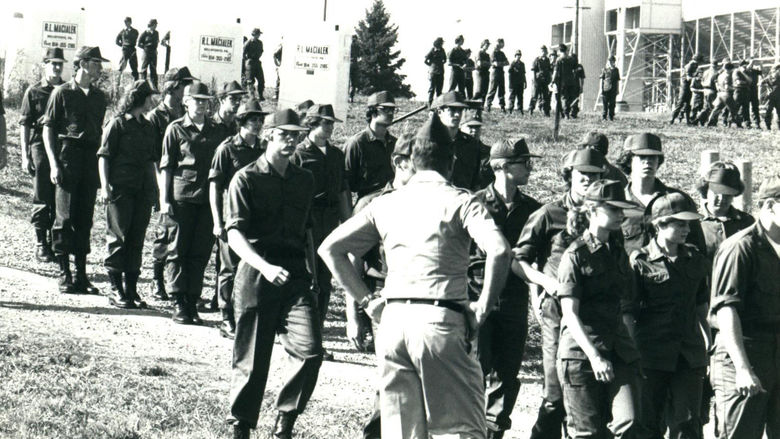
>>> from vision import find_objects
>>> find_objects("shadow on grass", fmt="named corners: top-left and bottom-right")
top-left (0, 184), bottom-right (28, 198)
top-left (0, 300), bottom-right (173, 319)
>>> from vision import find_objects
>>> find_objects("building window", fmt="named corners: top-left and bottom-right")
top-left (626, 7), bottom-right (640, 29)
top-left (606, 9), bottom-right (618, 32)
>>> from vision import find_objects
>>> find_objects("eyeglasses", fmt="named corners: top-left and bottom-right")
top-left (507, 159), bottom-right (532, 168)
top-left (377, 106), bottom-right (396, 115)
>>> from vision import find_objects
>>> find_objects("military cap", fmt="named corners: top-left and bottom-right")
top-left (164, 66), bottom-right (198, 82)
top-left (648, 192), bottom-right (702, 221)
top-left (74, 46), bottom-right (110, 62)
top-left (585, 180), bottom-right (638, 209)
top-left (490, 138), bottom-right (541, 160)
top-left (624, 133), bottom-right (663, 156)
top-left (515, 50), bottom-right (522, 56)
top-left (265, 108), bottom-right (307, 131)
top-left (579, 131), bottom-right (609, 155)
top-left (558, 43), bottom-right (568, 52)
top-left (562, 148), bottom-right (607, 173)
top-left (541, 45), bottom-right (548, 51)
top-left (415, 112), bottom-right (451, 145)
top-left (757, 174), bottom-right (780, 200)
top-left (392, 133), bottom-right (414, 157)
top-left (296, 99), bottom-right (315, 112)
top-left (129, 79), bottom-right (159, 101)
top-left (460, 114), bottom-right (483, 127)
top-left (482, 39), bottom-right (491, 46)
top-left (367, 91), bottom-right (396, 107)
top-left (43, 48), bottom-right (66, 63)
top-left (432, 91), bottom-right (469, 109)
top-left (434, 37), bottom-right (444, 45)
top-left (149, 19), bottom-right (158, 26)
top-left (455, 35), bottom-right (464, 44)
top-left (236, 99), bottom-right (268, 120)
top-left (251, 28), bottom-right (262, 36)
top-left (219, 81), bottom-right (247, 97)
top-left (722, 58), bottom-right (734, 69)
top-left (305, 104), bottom-right (343, 122)
top-left (124, 16), bottom-right (132, 22)
top-left (705, 162), bottom-right (744, 196)
top-left (184, 81), bottom-right (211, 99)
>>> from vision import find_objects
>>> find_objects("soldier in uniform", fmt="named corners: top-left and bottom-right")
top-left (551, 44), bottom-right (578, 119)
top-left (671, 54), bottom-right (702, 124)
top-left (344, 91), bottom-right (397, 204)
top-left (628, 192), bottom-right (710, 439)
top-left (516, 148), bottom-right (609, 439)
top-left (424, 37), bottom-right (447, 106)
top-left (43, 46), bottom-right (109, 295)
top-left (273, 41), bottom-right (283, 100)
top-left (570, 55), bottom-right (585, 118)
top-left (706, 60), bottom-right (742, 128)
top-left (689, 69), bottom-right (705, 124)
top-left (485, 38), bottom-right (509, 112)
top-left (709, 174), bottom-right (780, 439)
top-left (213, 81), bottom-right (246, 136)
top-left (115, 17), bottom-right (139, 84)
top-left (600, 56), bottom-right (620, 121)
top-left (243, 29), bottom-right (265, 101)
top-left (448, 35), bottom-right (468, 94)
top-left (161, 31), bottom-right (171, 72)
top-left (474, 39), bottom-right (492, 103)
top-left (695, 59), bottom-right (720, 126)
top-left (433, 91), bottom-right (483, 190)
top-left (226, 109), bottom-right (321, 439)
top-left (507, 50), bottom-right (526, 115)
top-left (320, 113), bottom-right (511, 439)
top-left (556, 179), bottom-right (641, 439)
top-left (98, 80), bottom-right (159, 309)
top-left (159, 81), bottom-right (223, 325)
top-left (146, 66), bottom-right (198, 300)
top-left (208, 99), bottom-right (267, 339)
top-left (745, 59), bottom-right (763, 128)
top-left (20, 48), bottom-right (65, 262)
top-left (461, 113), bottom-right (494, 187)
top-left (733, 60), bottom-right (753, 128)
top-left (137, 19), bottom-right (160, 88)
top-left (577, 131), bottom-right (627, 187)
top-left (764, 63), bottom-right (780, 130)
top-left (464, 49), bottom-right (476, 99)
top-left (473, 138), bottom-right (542, 439)
top-left (529, 45), bottom-right (552, 116)
top-left (291, 104), bottom-right (351, 360)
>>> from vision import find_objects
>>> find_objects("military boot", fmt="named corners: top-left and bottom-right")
top-left (172, 295), bottom-right (192, 325)
top-left (149, 261), bottom-right (169, 300)
top-left (272, 411), bottom-right (298, 439)
top-left (220, 308), bottom-right (236, 339)
top-left (107, 271), bottom-right (132, 309)
top-left (72, 254), bottom-right (100, 295)
top-left (187, 296), bottom-right (203, 325)
top-left (232, 423), bottom-right (250, 439)
top-left (34, 228), bottom-right (56, 263)
top-left (124, 271), bottom-right (147, 309)
top-left (57, 255), bottom-right (76, 294)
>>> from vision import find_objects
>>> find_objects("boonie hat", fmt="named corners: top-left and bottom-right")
top-left (305, 104), bottom-right (343, 122)
top-left (705, 162), bottom-right (744, 196)
top-left (236, 99), bottom-right (268, 120)
top-left (74, 46), bottom-right (110, 62)
top-left (648, 192), bottom-right (702, 221)
top-left (757, 174), bottom-right (780, 200)
top-left (220, 81), bottom-right (247, 97)
top-left (265, 108), bottom-right (307, 131)
top-left (184, 81), bottom-right (211, 99)
top-left (367, 91), bottom-right (396, 107)
top-left (164, 66), bottom-right (198, 83)
top-left (432, 91), bottom-right (469, 109)
top-left (585, 180), bottom-right (638, 209)
top-left (490, 138), bottom-right (541, 160)
top-left (562, 148), bottom-right (607, 173)
top-left (43, 48), bottom-right (66, 63)
top-left (624, 133), bottom-right (663, 156)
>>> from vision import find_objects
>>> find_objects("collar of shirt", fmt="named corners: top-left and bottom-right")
top-left (364, 126), bottom-right (387, 143)
top-left (582, 229), bottom-right (621, 254)
top-left (644, 238), bottom-right (693, 262)
top-left (409, 170), bottom-right (448, 185)
top-left (254, 154), bottom-right (302, 180)
top-left (301, 136), bottom-right (330, 155)
top-left (68, 78), bottom-right (93, 93)
top-left (701, 204), bottom-right (746, 223)
top-left (484, 183), bottom-right (526, 210)
top-left (625, 178), bottom-right (668, 206)
top-left (232, 133), bottom-right (261, 150)
top-left (182, 114), bottom-right (211, 130)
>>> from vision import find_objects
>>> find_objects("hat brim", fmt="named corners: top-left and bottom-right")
top-left (655, 211), bottom-right (704, 221)
top-left (225, 90), bottom-right (248, 96)
top-left (270, 124), bottom-right (307, 131)
top-left (237, 110), bottom-right (269, 118)
top-left (605, 200), bottom-right (640, 209)
top-left (319, 115), bottom-right (343, 122)
top-left (572, 164), bottom-right (607, 173)
top-left (708, 182), bottom-right (742, 196)
top-left (82, 56), bottom-right (110, 62)
top-left (432, 102), bottom-right (470, 109)
top-left (187, 93), bottom-right (212, 99)
top-left (45, 57), bottom-right (67, 63)
top-left (376, 103), bottom-right (396, 108)
top-left (461, 121), bottom-right (483, 127)
top-left (631, 149), bottom-right (664, 156)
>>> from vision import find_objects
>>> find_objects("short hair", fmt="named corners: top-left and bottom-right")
top-left (365, 106), bottom-right (380, 124)
top-left (561, 167), bottom-right (604, 190)
top-left (616, 150), bottom-right (665, 174)
top-left (237, 113), bottom-right (263, 127)
top-left (162, 80), bottom-right (182, 96)
top-left (412, 137), bottom-right (454, 176)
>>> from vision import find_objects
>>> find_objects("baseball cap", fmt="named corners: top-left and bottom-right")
top-left (490, 138), bottom-right (541, 160)
top-left (585, 180), bottom-right (638, 209)
top-left (704, 162), bottom-right (744, 196)
top-left (264, 108), bottom-right (307, 131)
top-left (431, 91), bottom-right (469, 109)
top-left (562, 148), bottom-right (607, 173)
top-left (460, 114), bottom-right (483, 127)
top-left (367, 91), bottom-right (396, 107)
top-left (74, 46), bottom-right (110, 62)
top-left (757, 174), bottom-right (780, 200)
top-left (624, 133), bottom-right (663, 156)
top-left (184, 81), bottom-right (211, 99)
top-left (43, 48), bottom-right (66, 63)
top-left (305, 104), bottom-right (343, 122)
top-left (648, 192), bottom-right (702, 221)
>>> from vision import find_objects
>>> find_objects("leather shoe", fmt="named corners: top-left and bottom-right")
top-left (57, 256), bottom-right (77, 294)
top-left (107, 271), bottom-right (133, 309)
top-left (188, 299), bottom-right (203, 325)
top-left (219, 320), bottom-right (236, 339)
top-left (273, 411), bottom-right (297, 439)
top-left (35, 244), bottom-right (56, 263)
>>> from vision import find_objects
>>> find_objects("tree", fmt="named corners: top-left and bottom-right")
top-left (353, 0), bottom-right (414, 98)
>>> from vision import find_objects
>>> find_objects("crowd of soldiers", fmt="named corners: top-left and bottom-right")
top-left (2, 27), bottom-right (779, 439)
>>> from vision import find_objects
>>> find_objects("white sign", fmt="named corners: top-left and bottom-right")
top-left (41, 21), bottom-right (78, 50)
top-left (294, 44), bottom-right (331, 74)
top-left (199, 35), bottom-right (235, 64)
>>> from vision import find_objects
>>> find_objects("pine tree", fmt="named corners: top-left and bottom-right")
top-left (353, 0), bottom-right (414, 98)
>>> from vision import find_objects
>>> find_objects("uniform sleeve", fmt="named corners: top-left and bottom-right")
top-left (424, 49), bottom-right (433, 65)
top-left (336, 201), bottom-right (384, 259)
top-left (557, 249), bottom-right (583, 299)
top-left (208, 144), bottom-right (231, 184)
top-left (42, 87), bottom-right (63, 128)
top-left (159, 124), bottom-right (179, 170)
top-left (460, 195), bottom-right (504, 253)
top-left (710, 241), bottom-right (751, 314)
top-left (19, 87), bottom-right (34, 127)
top-left (626, 254), bottom-right (643, 315)
top-left (225, 173), bottom-right (252, 233)
top-left (618, 250), bottom-right (638, 314)
top-left (343, 136), bottom-right (360, 192)
top-left (514, 208), bottom-right (548, 263)
top-left (116, 30), bottom-right (123, 46)
top-left (97, 118), bottom-right (120, 158)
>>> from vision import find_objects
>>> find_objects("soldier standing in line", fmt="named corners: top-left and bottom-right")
top-left (115, 17), bottom-right (139, 85)
top-left (273, 42), bottom-right (283, 100)
top-left (529, 45), bottom-right (552, 117)
top-left (599, 55), bottom-right (620, 121)
top-left (448, 35), bottom-right (468, 94)
top-left (485, 38), bottom-right (509, 112)
top-left (689, 69), bottom-right (705, 124)
top-left (98, 80), bottom-right (159, 309)
top-left (208, 99), bottom-right (267, 339)
top-left (473, 138), bottom-right (542, 439)
top-left (433, 91), bottom-right (483, 190)
top-left (733, 60), bottom-right (753, 128)
top-left (159, 81), bottom-right (224, 325)
top-left (424, 37), bottom-right (447, 106)
top-left (706, 60), bottom-right (742, 128)
top-left (744, 59), bottom-right (763, 129)
top-left (226, 108), bottom-right (321, 439)
top-left (551, 44), bottom-right (577, 119)
top-left (20, 48), bottom-right (66, 263)
top-left (570, 54), bottom-right (585, 119)
top-left (161, 31), bottom-right (171, 73)
top-left (507, 50), bottom-right (526, 115)
top-left (709, 174), bottom-right (780, 439)
top-left (474, 39), bottom-right (492, 104)
top-left (42, 46), bottom-right (109, 295)
top-left (137, 19), bottom-right (160, 88)
top-left (146, 66), bottom-right (198, 301)
top-left (243, 29), bottom-right (266, 101)
top-left (764, 63), bottom-right (780, 130)
top-left (696, 59), bottom-right (720, 126)
top-left (464, 49), bottom-right (476, 99)
top-left (670, 53), bottom-right (702, 124)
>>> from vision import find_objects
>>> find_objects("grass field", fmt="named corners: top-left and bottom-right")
top-left (0, 93), bottom-right (779, 438)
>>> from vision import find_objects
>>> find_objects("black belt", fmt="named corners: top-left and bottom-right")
top-left (386, 298), bottom-right (466, 313)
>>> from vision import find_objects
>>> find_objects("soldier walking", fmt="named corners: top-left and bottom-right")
top-left (670, 54), bottom-right (702, 124)
top-left (474, 39), bottom-right (492, 103)
top-left (706, 59), bottom-right (742, 127)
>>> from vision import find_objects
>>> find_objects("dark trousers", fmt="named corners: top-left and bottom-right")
top-left (530, 80), bottom-right (551, 115)
top-left (217, 237), bottom-right (239, 312)
top-left (140, 49), bottom-right (158, 87)
top-left (104, 188), bottom-right (153, 273)
top-left (449, 68), bottom-right (466, 94)
top-left (508, 84), bottom-right (524, 113)
top-left (118, 47), bottom-right (139, 80)
top-left (530, 294), bottom-right (567, 439)
top-left (710, 332), bottom-right (780, 439)
top-left (428, 73), bottom-right (444, 104)
top-left (485, 69), bottom-right (505, 109)
top-left (465, 76), bottom-right (474, 99)
top-left (52, 146), bottom-right (98, 256)
top-left (474, 69), bottom-right (490, 102)
top-left (672, 82), bottom-right (692, 122)
top-left (765, 94), bottom-right (780, 130)
top-left (748, 88), bottom-right (761, 126)
top-left (695, 91), bottom-right (717, 125)
top-left (690, 93), bottom-right (704, 122)
top-left (228, 263), bottom-right (323, 428)
top-left (310, 206), bottom-right (340, 325)
top-left (559, 86), bottom-right (579, 118)
top-left (638, 360), bottom-right (705, 439)
top-left (30, 145), bottom-right (55, 230)
top-left (151, 210), bottom-right (168, 263)
top-left (163, 201), bottom-right (215, 301)
top-left (707, 93), bottom-right (741, 127)
top-left (602, 90), bottom-right (617, 120)
top-left (478, 294), bottom-right (529, 433)
top-left (734, 88), bottom-right (751, 127)
top-left (243, 59), bottom-right (265, 97)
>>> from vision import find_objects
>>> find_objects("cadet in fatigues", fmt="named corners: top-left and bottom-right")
top-left (20, 48), bottom-right (65, 263)
top-left (464, 49), bottom-right (476, 99)
top-left (744, 59), bottom-right (763, 128)
top-left (98, 80), bottom-right (159, 309)
top-left (474, 39), bottom-right (492, 103)
top-left (600, 56), bottom-right (620, 121)
top-left (577, 131), bottom-right (627, 187)
top-left (695, 60), bottom-right (721, 126)
top-left (226, 109), bottom-right (321, 439)
top-left (213, 81), bottom-right (246, 136)
top-left (570, 55), bottom-right (585, 118)
top-left (507, 50), bottom-right (526, 115)
top-left (670, 54), bottom-right (702, 124)
top-left (433, 91), bottom-right (483, 190)
top-left (627, 192), bottom-right (710, 439)
top-left (709, 175), bottom-right (780, 439)
top-left (448, 35), bottom-right (468, 94)
top-left (43, 46), bottom-right (109, 295)
top-left (137, 19), bottom-right (160, 88)
top-left (556, 179), bottom-right (641, 439)
top-left (733, 60), bottom-right (753, 128)
top-left (706, 60), bottom-right (742, 128)
top-left (425, 37), bottom-right (446, 105)
top-left (209, 99), bottom-right (267, 339)
top-left (764, 63), bottom-right (780, 130)
top-left (689, 70), bottom-right (705, 123)
top-left (460, 113), bottom-right (494, 187)
top-left (321, 113), bottom-right (511, 439)
top-left (551, 44), bottom-right (578, 119)
top-left (529, 45), bottom-right (552, 116)
top-left (516, 148), bottom-right (608, 439)
top-left (146, 66), bottom-right (198, 300)
top-left (344, 91), bottom-right (397, 204)
top-left (115, 17), bottom-right (139, 84)
top-left (159, 81), bottom-right (223, 325)
top-left (485, 38), bottom-right (509, 112)
top-left (291, 104), bottom-right (351, 361)
top-left (473, 139), bottom-right (542, 439)
top-left (243, 29), bottom-right (266, 101)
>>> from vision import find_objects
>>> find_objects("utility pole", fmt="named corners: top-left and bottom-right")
top-left (573, 0), bottom-right (580, 54)
top-left (323, 0), bottom-right (328, 21)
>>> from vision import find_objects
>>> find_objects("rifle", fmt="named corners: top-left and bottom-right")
top-left (389, 104), bottom-right (429, 126)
